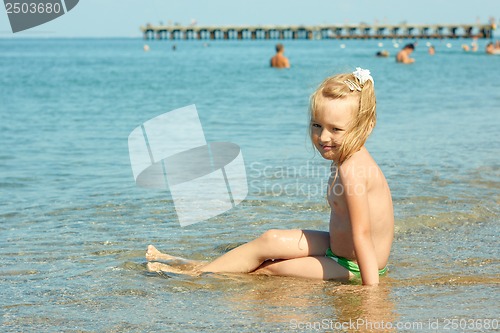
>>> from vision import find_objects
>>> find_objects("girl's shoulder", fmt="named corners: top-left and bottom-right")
top-left (339, 147), bottom-right (377, 168)
top-left (338, 147), bottom-right (380, 182)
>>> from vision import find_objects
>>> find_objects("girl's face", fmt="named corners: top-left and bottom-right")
top-left (310, 96), bottom-right (357, 161)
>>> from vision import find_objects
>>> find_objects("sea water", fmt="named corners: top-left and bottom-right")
top-left (1, 38), bottom-right (499, 332)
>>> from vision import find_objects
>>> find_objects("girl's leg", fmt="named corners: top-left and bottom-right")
top-left (200, 229), bottom-right (330, 273)
top-left (252, 256), bottom-right (352, 281)
top-left (147, 261), bottom-right (187, 275)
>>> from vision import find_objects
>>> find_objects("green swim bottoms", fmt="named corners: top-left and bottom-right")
top-left (325, 248), bottom-right (387, 278)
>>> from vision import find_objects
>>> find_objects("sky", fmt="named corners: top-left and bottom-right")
top-left (0, 0), bottom-right (498, 37)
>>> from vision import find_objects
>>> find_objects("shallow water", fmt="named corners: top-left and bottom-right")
top-left (1, 38), bottom-right (499, 332)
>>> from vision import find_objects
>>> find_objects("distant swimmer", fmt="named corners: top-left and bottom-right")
top-left (471, 38), bottom-right (478, 52)
top-left (428, 45), bottom-right (435, 55)
top-left (376, 50), bottom-right (389, 57)
top-left (143, 44), bottom-right (150, 52)
top-left (462, 42), bottom-right (478, 52)
top-left (270, 43), bottom-right (290, 68)
top-left (486, 41), bottom-right (500, 55)
top-left (396, 43), bottom-right (415, 64)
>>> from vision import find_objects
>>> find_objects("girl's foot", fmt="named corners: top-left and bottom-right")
top-left (145, 245), bottom-right (177, 261)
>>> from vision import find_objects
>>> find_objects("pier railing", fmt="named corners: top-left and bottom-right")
top-left (141, 23), bottom-right (495, 40)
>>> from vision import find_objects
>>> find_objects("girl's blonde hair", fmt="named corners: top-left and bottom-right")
top-left (309, 72), bottom-right (376, 165)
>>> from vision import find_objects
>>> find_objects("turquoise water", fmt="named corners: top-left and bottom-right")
top-left (1, 38), bottom-right (499, 332)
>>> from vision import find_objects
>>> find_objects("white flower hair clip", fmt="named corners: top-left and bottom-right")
top-left (352, 67), bottom-right (374, 85)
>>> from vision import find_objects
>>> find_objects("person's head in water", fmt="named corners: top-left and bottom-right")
top-left (309, 69), bottom-right (376, 165)
top-left (404, 43), bottom-right (415, 51)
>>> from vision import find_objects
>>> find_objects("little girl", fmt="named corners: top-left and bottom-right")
top-left (146, 68), bottom-right (394, 286)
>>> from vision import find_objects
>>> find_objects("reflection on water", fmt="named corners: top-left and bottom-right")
top-left (142, 271), bottom-right (398, 332)
top-left (138, 265), bottom-right (499, 332)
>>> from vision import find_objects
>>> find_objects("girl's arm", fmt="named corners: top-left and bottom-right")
top-left (339, 165), bottom-right (380, 285)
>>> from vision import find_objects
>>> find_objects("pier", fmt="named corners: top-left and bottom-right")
top-left (141, 23), bottom-right (495, 40)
